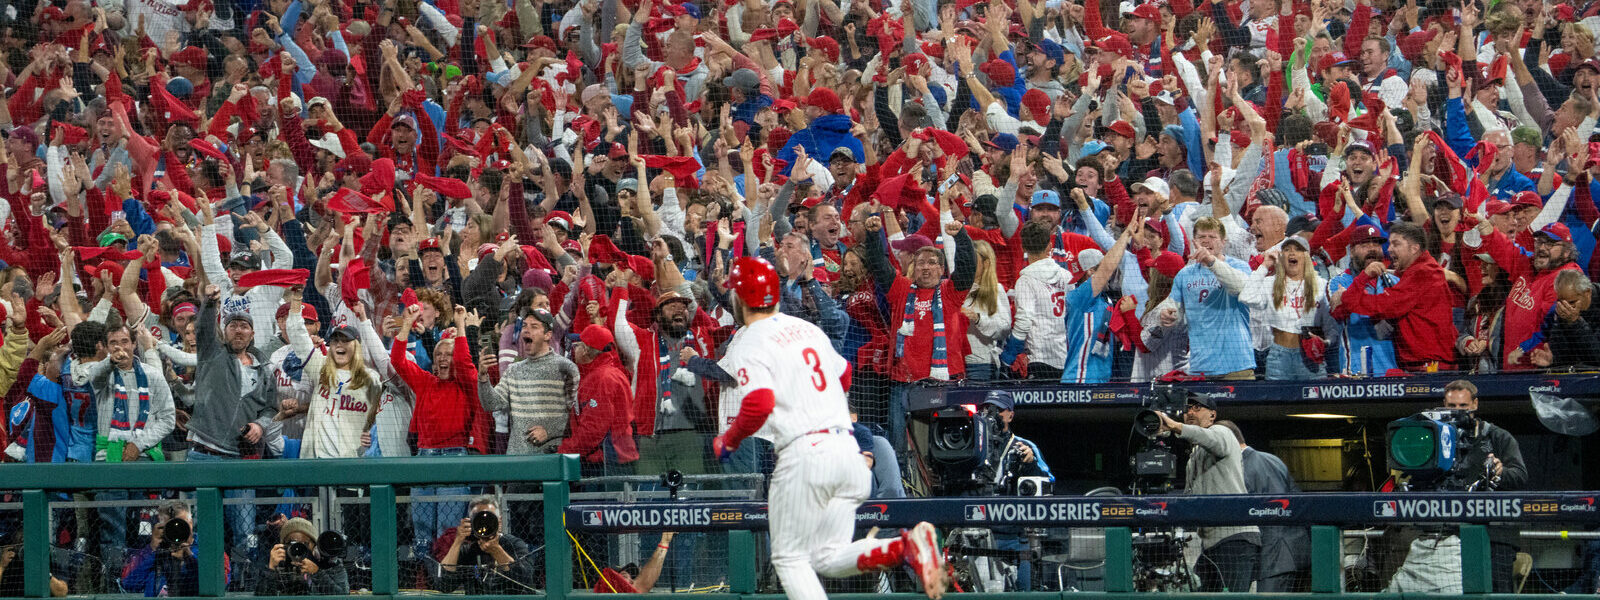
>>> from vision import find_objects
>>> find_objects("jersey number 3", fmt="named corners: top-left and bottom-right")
top-left (802, 348), bottom-right (828, 391)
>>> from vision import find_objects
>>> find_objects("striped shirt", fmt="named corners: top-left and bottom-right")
top-left (481, 352), bottom-right (580, 455)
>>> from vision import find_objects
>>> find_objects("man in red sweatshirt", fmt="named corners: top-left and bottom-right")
top-left (1473, 221), bottom-right (1584, 370)
top-left (559, 325), bottom-right (639, 475)
top-left (1332, 223), bottom-right (1458, 372)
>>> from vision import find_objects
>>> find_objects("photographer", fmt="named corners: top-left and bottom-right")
top-left (255, 518), bottom-right (349, 596)
top-left (439, 496), bottom-right (537, 594)
top-left (121, 500), bottom-right (230, 597)
top-left (1153, 394), bottom-right (1259, 593)
top-left (984, 392), bottom-right (1053, 592)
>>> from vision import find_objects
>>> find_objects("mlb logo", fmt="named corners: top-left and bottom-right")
top-left (1303, 387), bottom-right (1321, 400)
top-left (964, 505), bottom-right (988, 521)
top-left (1373, 501), bottom-right (1397, 518)
top-left (582, 511), bottom-right (605, 526)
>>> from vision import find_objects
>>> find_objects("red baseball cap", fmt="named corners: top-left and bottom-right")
top-left (977, 59), bottom-right (1016, 88)
top-left (1536, 223), bottom-right (1573, 243)
top-left (1487, 200), bottom-right (1515, 216)
top-left (418, 237), bottom-right (443, 253)
top-left (1106, 120), bottom-right (1137, 139)
top-left (579, 324), bottom-right (614, 349)
top-left (802, 87), bottom-right (843, 114)
top-left (1350, 224), bottom-right (1388, 245)
top-left (1319, 51), bottom-right (1355, 73)
top-left (1511, 190), bottom-right (1543, 209)
top-left (1128, 3), bottom-right (1161, 21)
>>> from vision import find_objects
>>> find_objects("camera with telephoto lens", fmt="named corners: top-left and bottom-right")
top-left (316, 531), bottom-right (346, 569)
top-left (159, 519), bottom-right (191, 551)
top-left (1388, 408), bottom-right (1497, 492)
top-left (468, 510), bottom-right (500, 541)
top-left (282, 540), bottom-right (313, 571)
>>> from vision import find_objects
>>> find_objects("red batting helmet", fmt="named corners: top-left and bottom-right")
top-left (725, 257), bottom-right (780, 308)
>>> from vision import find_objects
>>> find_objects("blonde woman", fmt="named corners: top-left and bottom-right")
top-left (961, 241), bottom-right (1012, 381)
top-left (1211, 237), bottom-right (1327, 380)
top-left (1133, 253), bottom-right (1189, 381)
top-left (284, 292), bottom-right (382, 458)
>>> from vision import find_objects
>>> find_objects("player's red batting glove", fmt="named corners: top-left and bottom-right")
top-left (712, 435), bottom-right (738, 462)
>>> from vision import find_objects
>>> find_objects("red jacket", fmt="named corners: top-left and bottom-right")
top-left (558, 351), bottom-right (639, 464)
top-left (612, 288), bottom-right (714, 437)
top-left (1480, 230), bottom-right (1583, 370)
top-left (392, 335), bottom-right (489, 453)
top-left (887, 277), bottom-right (971, 382)
top-left (1337, 252), bottom-right (1458, 370)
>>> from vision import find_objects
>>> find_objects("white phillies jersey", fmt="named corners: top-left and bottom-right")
top-left (717, 313), bottom-right (853, 451)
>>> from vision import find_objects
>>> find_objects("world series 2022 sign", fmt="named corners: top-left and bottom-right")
top-left (906, 373), bottom-right (1600, 411)
top-left (567, 493), bottom-right (1600, 533)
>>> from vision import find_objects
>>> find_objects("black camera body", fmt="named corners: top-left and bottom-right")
top-left (159, 519), bottom-right (191, 552)
top-left (1130, 386), bottom-right (1188, 494)
top-left (928, 403), bottom-right (1018, 495)
top-left (468, 510), bottom-right (500, 541)
top-left (660, 470), bottom-right (685, 500)
top-left (282, 540), bottom-right (313, 571)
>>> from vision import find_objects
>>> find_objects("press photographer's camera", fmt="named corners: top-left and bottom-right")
top-left (159, 519), bottom-right (191, 551)
top-left (468, 510), bottom-right (500, 541)
top-left (281, 540), bottom-right (313, 571)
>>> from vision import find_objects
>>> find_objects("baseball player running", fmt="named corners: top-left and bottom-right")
top-left (713, 257), bottom-right (948, 600)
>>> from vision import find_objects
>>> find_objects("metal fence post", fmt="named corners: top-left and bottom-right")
top-left (728, 530), bottom-right (757, 593)
top-left (544, 481), bottom-right (572, 600)
top-left (1460, 524), bottom-right (1491, 594)
top-left (1103, 527), bottom-right (1133, 593)
top-left (1309, 525), bottom-right (1341, 593)
top-left (22, 490), bottom-right (48, 598)
top-left (195, 488), bottom-right (225, 597)
top-left (369, 485), bottom-right (399, 595)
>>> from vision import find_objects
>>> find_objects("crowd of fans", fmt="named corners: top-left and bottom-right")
top-left (1, 0), bottom-right (1599, 589)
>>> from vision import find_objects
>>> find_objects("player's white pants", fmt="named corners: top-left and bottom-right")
top-left (769, 432), bottom-right (896, 600)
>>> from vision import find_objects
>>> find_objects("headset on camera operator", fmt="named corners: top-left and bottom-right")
top-left (121, 500), bottom-right (230, 597)
top-left (1152, 393), bottom-right (1260, 593)
top-left (257, 517), bottom-right (348, 596)
top-left (439, 495), bottom-right (537, 594)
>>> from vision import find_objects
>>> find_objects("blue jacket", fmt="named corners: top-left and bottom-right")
top-left (776, 114), bottom-right (865, 176)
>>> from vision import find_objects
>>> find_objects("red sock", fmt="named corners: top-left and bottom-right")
top-left (855, 537), bottom-right (906, 571)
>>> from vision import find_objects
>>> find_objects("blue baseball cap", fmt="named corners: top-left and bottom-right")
top-left (984, 133), bottom-right (1020, 152)
top-left (1031, 189), bottom-right (1062, 207)
top-left (679, 3), bottom-right (702, 18)
top-left (982, 390), bottom-right (1014, 411)
top-left (1034, 39), bottom-right (1065, 64)
top-left (1081, 139), bottom-right (1111, 157)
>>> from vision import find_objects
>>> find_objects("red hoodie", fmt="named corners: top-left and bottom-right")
top-left (392, 335), bottom-right (489, 452)
top-left (1336, 252), bottom-right (1459, 370)
top-left (559, 350), bottom-right (640, 464)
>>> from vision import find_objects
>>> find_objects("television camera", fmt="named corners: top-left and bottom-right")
top-left (926, 392), bottom-right (1045, 496)
top-left (1387, 408), bottom-right (1500, 491)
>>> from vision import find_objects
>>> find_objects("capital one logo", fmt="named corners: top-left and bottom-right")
top-left (1248, 498), bottom-right (1293, 517)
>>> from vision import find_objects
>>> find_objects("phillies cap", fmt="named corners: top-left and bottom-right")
top-left (1350, 224), bottom-right (1388, 245)
top-left (1536, 223), bottom-right (1573, 243)
top-left (1031, 189), bottom-right (1062, 207)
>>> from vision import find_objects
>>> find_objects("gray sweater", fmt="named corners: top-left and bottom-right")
top-left (479, 352), bottom-right (579, 455)
top-left (1178, 423), bottom-right (1260, 549)
top-left (73, 359), bottom-right (175, 460)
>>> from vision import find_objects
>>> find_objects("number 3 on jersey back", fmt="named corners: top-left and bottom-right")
top-left (802, 347), bottom-right (827, 391)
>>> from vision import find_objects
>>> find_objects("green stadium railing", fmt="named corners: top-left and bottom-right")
top-left (2, 455), bottom-right (579, 599)
top-left (5, 458), bottom-right (1593, 599)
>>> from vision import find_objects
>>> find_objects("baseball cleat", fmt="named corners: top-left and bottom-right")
top-left (903, 522), bottom-right (948, 600)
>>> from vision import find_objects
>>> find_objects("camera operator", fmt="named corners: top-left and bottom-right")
top-left (256, 518), bottom-right (348, 596)
top-left (1218, 421), bottom-right (1310, 593)
top-left (1445, 380), bottom-right (1526, 593)
top-left (0, 533), bottom-right (68, 597)
top-left (983, 392), bottom-right (1053, 591)
top-left (1153, 394), bottom-right (1259, 593)
top-left (121, 500), bottom-right (230, 597)
top-left (439, 496), bottom-right (536, 594)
